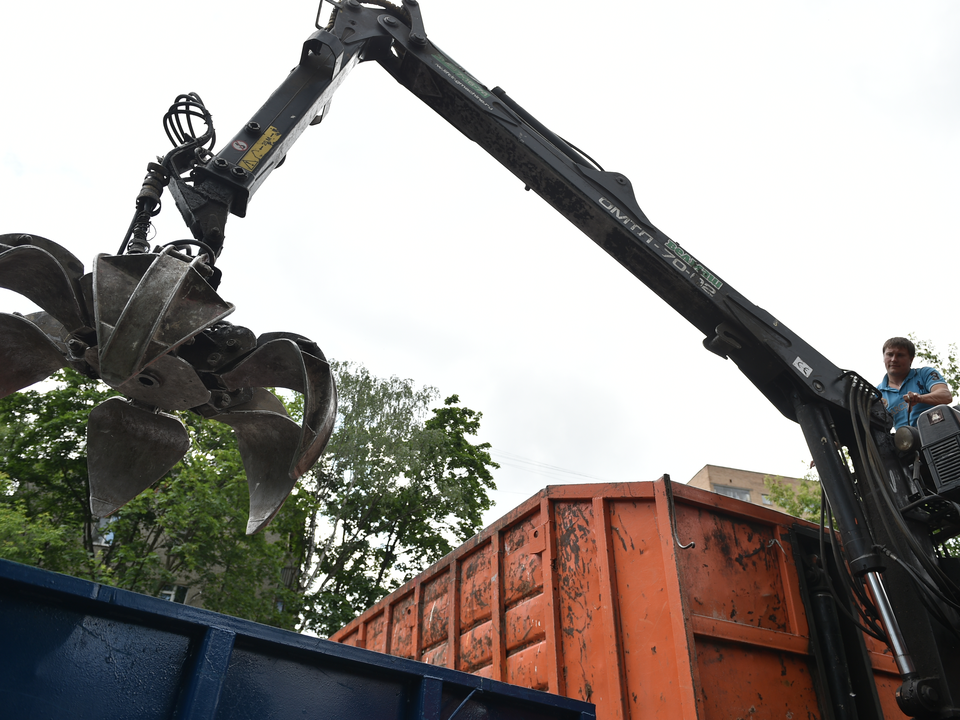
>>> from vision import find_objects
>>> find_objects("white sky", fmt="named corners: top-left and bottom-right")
top-left (2, 1), bottom-right (959, 527)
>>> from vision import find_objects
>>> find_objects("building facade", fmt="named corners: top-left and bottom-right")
top-left (686, 464), bottom-right (803, 513)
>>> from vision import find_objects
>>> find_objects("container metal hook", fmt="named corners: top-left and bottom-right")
top-left (663, 474), bottom-right (696, 550)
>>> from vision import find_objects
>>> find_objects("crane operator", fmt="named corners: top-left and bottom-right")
top-left (878, 336), bottom-right (953, 429)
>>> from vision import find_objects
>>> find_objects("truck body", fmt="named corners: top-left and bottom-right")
top-left (332, 479), bottom-right (905, 719)
top-left (0, 556), bottom-right (595, 720)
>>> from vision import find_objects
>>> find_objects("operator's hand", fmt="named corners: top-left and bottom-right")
top-left (905, 391), bottom-right (922, 408)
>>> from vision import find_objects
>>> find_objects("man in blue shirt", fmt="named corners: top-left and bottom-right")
top-left (878, 337), bottom-right (953, 429)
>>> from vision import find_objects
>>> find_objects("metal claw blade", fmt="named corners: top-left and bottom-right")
top-left (213, 388), bottom-right (303, 534)
top-left (0, 235), bottom-right (87, 333)
top-left (93, 249), bottom-right (234, 388)
top-left (219, 337), bottom-right (337, 479)
top-left (84, 350), bottom-right (213, 412)
top-left (0, 313), bottom-right (67, 398)
top-left (87, 397), bottom-right (191, 517)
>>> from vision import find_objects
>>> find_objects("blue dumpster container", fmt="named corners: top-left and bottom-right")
top-left (0, 559), bottom-right (595, 720)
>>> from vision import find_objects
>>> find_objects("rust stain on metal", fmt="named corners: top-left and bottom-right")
top-left (506, 641), bottom-right (550, 691)
top-left (555, 501), bottom-right (606, 707)
top-left (389, 594), bottom-right (416, 659)
top-left (459, 620), bottom-right (493, 673)
top-left (504, 546), bottom-right (542, 607)
top-left (421, 643), bottom-right (447, 667)
top-left (680, 508), bottom-right (790, 633)
top-left (505, 594), bottom-right (546, 652)
top-left (503, 514), bottom-right (540, 554)
top-left (420, 572), bottom-right (450, 650)
top-left (459, 545), bottom-right (493, 631)
top-left (366, 613), bottom-right (386, 653)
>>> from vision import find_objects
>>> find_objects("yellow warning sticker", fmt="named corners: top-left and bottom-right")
top-left (240, 126), bottom-right (282, 172)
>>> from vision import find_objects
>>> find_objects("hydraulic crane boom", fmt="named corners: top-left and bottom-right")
top-left (159, 2), bottom-right (960, 713)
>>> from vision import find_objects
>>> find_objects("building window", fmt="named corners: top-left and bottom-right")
top-left (159, 585), bottom-right (188, 603)
top-left (96, 516), bottom-right (117, 545)
top-left (762, 494), bottom-right (773, 506)
top-left (713, 485), bottom-right (751, 502)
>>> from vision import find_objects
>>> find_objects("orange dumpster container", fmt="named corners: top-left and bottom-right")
top-left (330, 479), bottom-right (905, 719)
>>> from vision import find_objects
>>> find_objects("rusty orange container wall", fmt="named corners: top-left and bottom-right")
top-left (330, 480), bottom-right (905, 719)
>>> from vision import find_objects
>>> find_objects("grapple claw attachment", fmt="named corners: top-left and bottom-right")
top-left (2, 228), bottom-right (337, 534)
top-left (220, 337), bottom-right (337, 479)
top-left (0, 235), bottom-right (88, 333)
top-left (0, 313), bottom-right (67, 397)
top-left (213, 388), bottom-right (303, 534)
top-left (87, 397), bottom-right (191, 517)
top-left (93, 249), bottom-right (234, 388)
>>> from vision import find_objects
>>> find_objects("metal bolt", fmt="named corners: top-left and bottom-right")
top-left (67, 337), bottom-right (87, 355)
top-left (231, 166), bottom-right (246, 177)
top-left (813, 380), bottom-right (825, 392)
top-left (246, 121), bottom-right (261, 133)
top-left (208, 353), bottom-right (222, 365)
top-left (409, 32), bottom-right (426, 46)
top-left (214, 158), bottom-right (228, 168)
top-left (346, 0), bottom-right (360, 7)
top-left (383, 15), bottom-right (398, 26)
top-left (615, 175), bottom-right (628, 185)
top-left (216, 392), bottom-right (232, 408)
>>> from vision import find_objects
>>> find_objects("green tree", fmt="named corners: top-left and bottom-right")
top-left (0, 369), bottom-right (302, 627)
top-left (0, 369), bottom-right (108, 574)
top-left (764, 471), bottom-right (822, 523)
top-left (913, 336), bottom-right (960, 396)
top-left (292, 361), bottom-right (498, 636)
top-left (0, 362), bottom-right (498, 635)
top-left (0, 472), bottom-right (77, 567)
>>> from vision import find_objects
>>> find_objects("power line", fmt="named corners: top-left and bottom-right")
top-left (490, 449), bottom-right (617, 485)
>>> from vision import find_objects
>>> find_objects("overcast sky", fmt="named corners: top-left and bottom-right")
top-left (2, 1), bottom-right (959, 526)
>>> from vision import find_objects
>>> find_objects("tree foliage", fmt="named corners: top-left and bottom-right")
top-left (913, 336), bottom-right (960, 396)
top-left (764, 472), bottom-right (823, 523)
top-left (0, 362), bottom-right (498, 636)
top-left (292, 361), bottom-right (498, 636)
top-left (0, 369), bottom-right (302, 627)
top-left (0, 472), bottom-right (77, 567)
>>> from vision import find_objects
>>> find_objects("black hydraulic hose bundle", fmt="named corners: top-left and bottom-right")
top-left (846, 383), bottom-right (960, 638)
top-left (119, 94), bottom-right (217, 257)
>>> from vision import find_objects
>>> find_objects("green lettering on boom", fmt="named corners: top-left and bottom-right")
top-left (666, 238), bottom-right (722, 290)
top-left (598, 196), bottom-right (723, 291)
top-left (431, 54), bottom-right (491, 98)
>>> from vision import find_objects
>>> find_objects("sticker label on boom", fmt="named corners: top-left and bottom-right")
top-left (240, 126), bottom-right (282, 172)
top-left (793, 357), bottom-right (813, 377)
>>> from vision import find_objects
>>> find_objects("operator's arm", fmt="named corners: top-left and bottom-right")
top-left (905, 381), bottom-right (953, 409)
